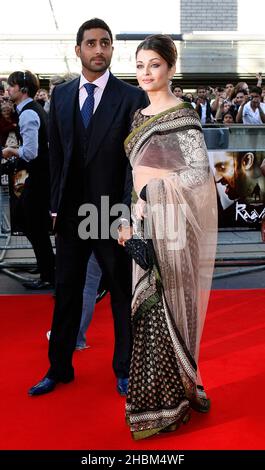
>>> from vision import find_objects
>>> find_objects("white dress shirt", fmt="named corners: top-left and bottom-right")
top-left (79, 69), bottom-right (110, 112)
top-left (242, 101), bottom-right (265, 125)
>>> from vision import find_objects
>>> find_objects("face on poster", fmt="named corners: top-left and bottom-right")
top-left (209, 151), bottom-right (265, 225)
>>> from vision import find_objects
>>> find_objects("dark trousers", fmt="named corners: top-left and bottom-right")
top-left (48, 214), bottom-right (132, 381)
top-left (17, 177), bottom-right (55, 282)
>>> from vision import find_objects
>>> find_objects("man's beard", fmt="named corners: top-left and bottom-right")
top-left (87, 57), bottom-right (111, 73)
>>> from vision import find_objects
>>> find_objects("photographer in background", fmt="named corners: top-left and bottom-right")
top-left (236, 86), bottom-right (265, 124)
top-left (2, 70), bottom-right (55, 289)
top-left (233, 89), bottom-right (248, 114)
top-left (210, 86), bottom-right (226, 117)
top-left (215, 98), bottom-right (233, 123)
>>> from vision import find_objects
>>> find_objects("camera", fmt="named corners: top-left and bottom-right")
top-left (0, 156), bottom-right (26, 176)
top-left (0, 156), bottom-right (20, 176)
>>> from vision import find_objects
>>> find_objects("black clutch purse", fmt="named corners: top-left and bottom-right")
top-left (124, 235), bottom-right (153, 271)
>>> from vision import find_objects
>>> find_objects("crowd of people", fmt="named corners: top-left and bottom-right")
top-left (0, 18), bottom-right (263, 441)
top-left (2, 72), bottom-right (265, 135)
top-left (172, 76), bottom-right (265, 125)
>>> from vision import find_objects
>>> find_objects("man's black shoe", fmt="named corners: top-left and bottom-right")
top-left (28, 377), bottom-right (57, 396)
top-left (28, 376), bottom-right (74, 396)
top-left (22, 279), bottom-right (54, 290)
top-left (96, 288), bottom-right (108, 303)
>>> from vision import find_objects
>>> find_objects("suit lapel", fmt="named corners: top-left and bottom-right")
top-left (84, 74), bottom-right (123, 165)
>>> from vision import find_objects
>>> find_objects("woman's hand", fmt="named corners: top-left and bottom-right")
top-left (118, 225), bottom-right (133, 246)
top-left (134, 198), bottom-right (147, 220)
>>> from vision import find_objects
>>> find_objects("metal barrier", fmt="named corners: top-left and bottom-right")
top-left (214, 229), bottom-right (265, 279)
top-left (0, 182), bottom-right (54, 281)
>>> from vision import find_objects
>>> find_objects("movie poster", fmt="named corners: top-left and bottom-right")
top-left (208, 151), bottom-right (265, 227)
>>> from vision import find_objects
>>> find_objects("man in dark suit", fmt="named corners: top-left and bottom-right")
top-left (29, 18), bottom-right (147, 396)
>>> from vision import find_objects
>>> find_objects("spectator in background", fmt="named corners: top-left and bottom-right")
top-left (0, 100), bottom-right (18, 147)
top-left (42, 76), bottom-right (66, 114)
top-left (43, 74), bottom-right (80, 114)
top-left (215, 98), bottom-right (232, 122)
top-left (2, 70), bottom-right (55, 289)
top-left (224, 82), bottom-right (235, 100)
top-left (228, 88), bottom-right (248, 121)
top-left (210, 86), bottom-right (226, 117)
top-left (236, 86), bottom-right (265, 124)
top-left (35, 88), bottom-right (49, 109)
top-left (194, 86), bottom-right (213, 124)
top-left (234, 81), bottom-right (249, 97)
top-left (222, 110), bottom-right (235, 124)
top-left (172, 85), bottom-right (191, 103)
top-left (231, 82), bottom-right (250, 105)
top-left (75, 252), bottom-right (102, 350)
top-left (233, 89), bottom-right (248, 112)
top-left (49, 75), bottom-right (66, 93)
top-left (172, 85), bottom-right (184, 98)
top-left (184, 92), bottom-right (194, 103)
top-left (205, 85), bottom-right (214, 101)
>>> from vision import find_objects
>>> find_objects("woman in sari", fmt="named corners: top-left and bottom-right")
top-left (118, 34), bottom-right (217, 440)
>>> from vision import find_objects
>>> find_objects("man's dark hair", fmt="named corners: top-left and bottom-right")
top-left (250, 86), bottom-right (262, 96)
top-left (197, 86), bottom-right (206, 92)
top-left (76, 18), bottom-right (113, 46)
top-left (7, 70), bottom-right (39, 98)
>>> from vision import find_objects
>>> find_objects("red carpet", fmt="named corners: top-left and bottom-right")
top-left (1, 290), bottom-right (265, 450)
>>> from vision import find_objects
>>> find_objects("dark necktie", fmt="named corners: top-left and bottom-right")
top-left (81, 83), bottom-right (97, 128)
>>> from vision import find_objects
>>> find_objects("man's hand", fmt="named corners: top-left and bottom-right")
top-left (242, 95), bottom-right (249, 106)
top-left (2, 147), bottom-right (18, 160)
top-left (256, 72), bottom-right (262, 86)
top-left (195, 97), bottom-right (203, 108)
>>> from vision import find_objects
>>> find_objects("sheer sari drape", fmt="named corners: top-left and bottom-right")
top-left (125, 104), bottom-right (217, 439)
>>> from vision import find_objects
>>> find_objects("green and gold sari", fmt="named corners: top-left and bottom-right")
top-left (124, 104), bottom-right (217, 440)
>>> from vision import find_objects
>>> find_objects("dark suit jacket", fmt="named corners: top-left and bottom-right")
top-left (49, 73), bottom-right (147, 223)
